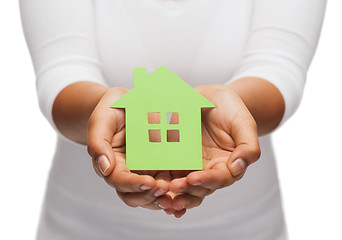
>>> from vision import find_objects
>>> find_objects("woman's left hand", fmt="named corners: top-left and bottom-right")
top-left (160, 84), bottom-right (261, 217)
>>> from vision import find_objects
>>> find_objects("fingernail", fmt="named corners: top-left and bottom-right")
top-left (164, 209), bottom-right (174, 215)
top-left (96, 155), bottom-right (110, 176)
top-left (192, 181), bottom-right (202, 186)
top-left (158, 203), bottom-right (166, 209)
top-left (141, 185), bottom-right (152, 190)
top-left (154, 189), bottom-right (166, 197)
top-left (231, 158), bottom-right (247, 177)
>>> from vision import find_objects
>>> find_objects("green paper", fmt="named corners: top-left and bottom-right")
top-left (111, 66), bottom-right (215, 170)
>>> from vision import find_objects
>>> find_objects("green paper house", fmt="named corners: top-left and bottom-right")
top-left (111, 66), bottom-right (215, 170)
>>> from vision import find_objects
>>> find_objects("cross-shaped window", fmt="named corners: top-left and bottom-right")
top-left (148, 112), bottom-right (180, 142)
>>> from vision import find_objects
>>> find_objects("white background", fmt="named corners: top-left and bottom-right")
top-left (0, 1), bottom-right (341, 239)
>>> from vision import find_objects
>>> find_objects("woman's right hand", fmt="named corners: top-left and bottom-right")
top-left (87, 87), bottom-right (172, 210)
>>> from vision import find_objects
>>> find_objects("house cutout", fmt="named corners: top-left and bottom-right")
top-left (110, 66), bottom-right (215, 170)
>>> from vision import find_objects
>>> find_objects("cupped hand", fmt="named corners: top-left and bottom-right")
top-left (162, 84), bottom-right (261, 216)
top-left (87, 87), bottom-right (171, 211)
top-left (87, 85), bottom-right (261, 218)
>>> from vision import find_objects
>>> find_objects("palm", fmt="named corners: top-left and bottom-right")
top-left (159, 85), bottom-right (261, 217)
top-left (168, 109), bottom-right (236, 185)
top-left (108, 110), bottom-right (167, 185)
top-left (201, 107), bottom-right (235, 170)
top-left (169, 93), bottom-right (239, 182)
top-left (103, 85), bottom-right (259, 217)
top-left (109, 97), bottom-right (235, 179)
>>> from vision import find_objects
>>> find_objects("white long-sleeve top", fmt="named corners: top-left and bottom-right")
top-left (20, 0), bottom-right (326, 239)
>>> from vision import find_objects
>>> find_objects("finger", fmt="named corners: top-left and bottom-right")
top-left (106, 167), bottom-right (156, 193)
top-left (142, 201), bottom-right (164, 211)
top-left (169, 178), bottom-right (213, 198)
top-left (168, 177), bottom-right (187, 192)
top-left (116, 189), bottom-right (159, 209)
top-left (180, 185), bottom-right (214, 198)
top-left (88, 127), bottom-right (116, 178)
top-left (163, 208), bottom-right (175, 215)
top-left (173, 193), bottom-right (203, 210)
top-left (88, 114), bottom-right (122, 177)
top-left (147, 172), bottom-right (172, 210)
top-left (141, 191), bottom-right (174, 210)
top-left (92, 159), bottom-right (103, 178)
top-left (153, 171), bottom-right (171, 197)
top-left (229, 115), bottom-right (260, 177)
top-left (155, 194), bottom-right (173, 210)
top-left (156, 191), bottom-right (176, 210)
top-left (87, 88), bottom-right (127, 177)
top-left (88, 112), bottom-right (122, 178)
top-left (173, 209), bottom-right (187, 218)
top-left (115, 175), bottom-right (170, 209)
top-left (186, 162), bottom-right (235, 190)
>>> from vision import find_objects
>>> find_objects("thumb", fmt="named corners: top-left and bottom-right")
top-left (88, 136), bottom-right (116, 177)
top-left (228, 117), bottom-right (260, 178)
top-left (87, 87), bottom-right (128, 178)
top-left (87, 108), bottom-right (120, 178)
top-left (87, 114), bottom-right (116, 177)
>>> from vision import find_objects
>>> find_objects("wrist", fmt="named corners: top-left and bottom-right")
top-left (52, 81), bottom-right (110, 144)
top-left (226, 77), bottom-right (285, 135)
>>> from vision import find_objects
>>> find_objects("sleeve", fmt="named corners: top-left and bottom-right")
top-left (229, 0), bottom-right (327, 128)
top-left (19, 0), bottom-right (108, 132)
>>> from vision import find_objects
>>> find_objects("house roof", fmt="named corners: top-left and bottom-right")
top-left (111, 66), bottom-right (215, 110)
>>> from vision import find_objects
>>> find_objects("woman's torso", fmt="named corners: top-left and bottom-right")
top-left (37, 1), bottom-right (287, 239)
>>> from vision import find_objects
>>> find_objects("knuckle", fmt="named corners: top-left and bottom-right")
top-left (124, 200), bottom-right (139, 208)
top-left (217, 175), bottom-right (227, 189)
top-left (114, 183), bottom-right (128, 193)
top-left (143, 193), bottom-right (156, 203)
top-left (106, 178), bottom-right (121, 191)
top-left (250, 147), bottom-right (261, 162)
top-left (203, 188), bottom-right (212, 197)
top-left (220, 175), bottom-right (233, 188)
top-left (174, 195), bottom-right (187, 210)
top-left (86, 143), bottom-right (94, 156)
top-left (117, 193), bottom-right (139, 208)
top-left (207, 190), bottom-right (215, 196)
top-left (186, 196), bottom-right (203, 209)
top-left (141, 202), bottom-right (158, 211)
top-left (195, 188), bottom-right (211, 198)
top-left (194, 197), bottom-right (204, 208)
top-left (86, 139), bottom-right (99, 157)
